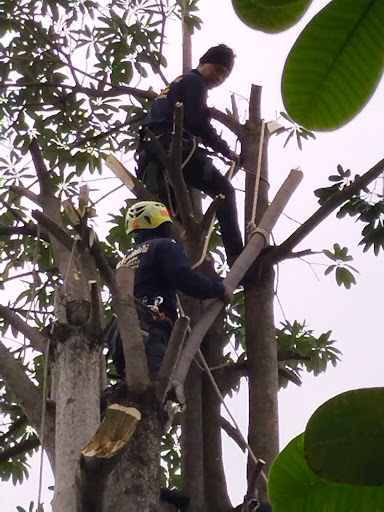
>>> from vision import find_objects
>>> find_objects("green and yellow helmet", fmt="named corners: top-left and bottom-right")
top-left (125, 201), bottom-right (172, 235)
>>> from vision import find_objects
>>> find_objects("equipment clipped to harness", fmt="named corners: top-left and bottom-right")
top-left (142, 295), bottom-right (173, 325)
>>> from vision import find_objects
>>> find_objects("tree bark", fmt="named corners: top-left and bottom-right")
top-left (243, 85), bottom-right (278, 497)
top-left (103, 402), bottom-right (162, 512)
top-left (52, 329), bottom-right (101, 512)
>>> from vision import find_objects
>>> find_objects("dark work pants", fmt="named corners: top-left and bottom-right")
top-left (137, 137), bottom-right (243, 260)
top-left (108, 319), bottom-right (171, 381)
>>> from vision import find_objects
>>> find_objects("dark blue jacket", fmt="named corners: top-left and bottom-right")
top-left (117, 232), bottom-right (225, 323)
top-left (143, 69), bottom-right (231, 158)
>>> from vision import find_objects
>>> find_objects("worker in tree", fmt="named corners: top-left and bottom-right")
top-left (136, 44), bottom-right (243, 266)
top-left (107, 201), bottom-right (233, 380)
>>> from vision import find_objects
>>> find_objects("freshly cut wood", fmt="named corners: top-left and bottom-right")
top-left (82, 404), bottom-right (142, 458)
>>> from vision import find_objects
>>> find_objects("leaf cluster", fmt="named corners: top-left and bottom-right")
top-left (277, 320), bottom-right (341, 388)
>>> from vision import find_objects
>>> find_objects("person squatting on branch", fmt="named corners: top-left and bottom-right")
top-left (136, 44), bottom-right (243, 266)
top-left (106, 201), bottom-right (233, 380)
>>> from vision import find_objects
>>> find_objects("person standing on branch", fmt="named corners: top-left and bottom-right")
top-left (136, 44), bottom-right (243, 266)
top-left (106, 201), bottom-right (233, 380)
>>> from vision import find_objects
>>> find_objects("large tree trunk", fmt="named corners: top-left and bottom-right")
top-left (103, 402), bottom-right (162, 512)
top-left (52, 328), bottom-right (101, 512)
top-left (243, 85), bottom-right (279, 497)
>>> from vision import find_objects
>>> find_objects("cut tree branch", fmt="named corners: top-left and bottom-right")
top-left (171, 168), bottom-right (303, 388)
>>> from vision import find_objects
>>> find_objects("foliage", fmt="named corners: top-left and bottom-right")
top-left (233, 0), bottom-right (384, 131)
top-left (160, 425), bottom-right (182, 490)
top-left (269, 433), bottom-right (384, 512)
top-left (232, 0), bottom-right (314, 33)
top-left (315, 164), bottom-right (384, 256)
top-left (269, 388), bottom-right (384, 511)
top-left (304, 388), bottom-right (384, 486)
top-left (323, 243), bottom-right (358, 289)
top-left (276, 320), bottom-right (340, 388)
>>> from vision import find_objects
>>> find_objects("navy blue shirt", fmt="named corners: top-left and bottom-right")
top-left (143, 69), bottom-right (231, 158)
top-left (117, 233), bottom-right (225, 322)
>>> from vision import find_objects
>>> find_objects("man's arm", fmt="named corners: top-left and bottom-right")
top-left (159, 239), bottom-right (229, 300)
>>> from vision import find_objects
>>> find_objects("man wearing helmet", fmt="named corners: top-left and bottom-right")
top-left (107, 201), bottom-right (233, 380)
top-left (137, 44), bottom-right (243, 267)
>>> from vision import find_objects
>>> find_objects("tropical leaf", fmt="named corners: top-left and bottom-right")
top-left (232, 0), bottom-right (314, 33)
top-left (282, 0), bottom-right (384, 130)
top-left (269, 434), bottom-right (384, 512)
top-left (304, 388), bottom-right (384, 486)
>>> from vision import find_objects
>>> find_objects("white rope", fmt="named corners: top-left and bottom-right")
top-left (175, 294), bottom-right (267, 486)
top-left (250, 120), bottom-right (266, 226)
top-left (37, 337), bottom-right (51, 511)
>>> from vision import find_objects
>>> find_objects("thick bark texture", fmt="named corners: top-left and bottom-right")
top-left (103, 403), bottom-right (162, 512)
top-left (52, 329), bottom-right (101, 512)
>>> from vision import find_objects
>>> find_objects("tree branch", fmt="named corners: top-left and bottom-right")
top-left (210, 107), bottom-right (245, 139)
top-left (267, 157), bottom-right (384, 265)
top-left (0, 225), bottom-right (50, 243)
top-left (31, 210), bottom-right (74, 252)
top-left (0, 435), bottom-right (40, 463)
top-left (0, 339), bottom-right (55, 467)
top-left (220, 416), bottom-right (246, 452)
top-left (10, 185), bottom-right (41, 207)
top-left (0, 305), bottom-right (47, 352)
top-left (277, 349), bottom-right (311, 362)
top-left (279, 367), bottom-right (301, 386)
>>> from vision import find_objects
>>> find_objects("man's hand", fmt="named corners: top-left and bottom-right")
top-left (228, 150), bottom-right (240, 163)
top-left (221, 284), bottom-right (234, 305)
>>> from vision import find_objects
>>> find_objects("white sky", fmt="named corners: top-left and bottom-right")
top-left (3, 0), bottom-right (384, 509)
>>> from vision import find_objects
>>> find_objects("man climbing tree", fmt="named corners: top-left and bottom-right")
top-left (106, 200), bottom-right (233, 380)
top-left (137, 44), bottom-right (243, 265)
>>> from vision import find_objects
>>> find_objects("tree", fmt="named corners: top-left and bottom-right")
top-left (1, 1), bottom-right (384, 511)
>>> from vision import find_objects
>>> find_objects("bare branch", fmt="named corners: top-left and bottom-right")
top-left (87, 281), bottom-right (103, 339)
top-left (31, 210), bottom-right (74, 252)
top-left (210, 107), bottom-right (244, 139)
top-left (0, 304), bottom-right (47, 352)
top-left (268, 156), bottom-right (384, 265)
top-left (0, 339), bottom-right (55, 467)
top-left (220, 416), bottom-right (246, 452)
top-left (10, 185), bottom-right (41, 206)
top-left (89, 241), bottom-right (119, 297)
top-left (105, 155), bottom-right (158, 201)
top-left (0, 225), bottom-right (50, 243)
top-left (0, 415), bottom-right (27, 443)
top-left (278, 367), bottom-right (301, 387)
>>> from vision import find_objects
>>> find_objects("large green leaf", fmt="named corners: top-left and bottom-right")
top-left (232, 0), bottom-right (314, 33)
top-left (304, 387), bottom-right (384, 485)
top-left (282, 0), bottom-right (384, 130)
top-left (269, 434), bottom-right (384, 512)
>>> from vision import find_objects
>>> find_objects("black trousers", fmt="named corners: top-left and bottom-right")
top-left (137, 135), bottom-right (243, 260)
top-left (107, 318), bottom-right (171, 381)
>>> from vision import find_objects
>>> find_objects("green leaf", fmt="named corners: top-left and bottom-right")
top-left (304, 388), bottom-right (384, 485)
top-left (282, 0), bottom-right (384, 130)
top-left (269, 434), bottom-right (384, 512)
top-left (232, 0), bottom-right (314, 34)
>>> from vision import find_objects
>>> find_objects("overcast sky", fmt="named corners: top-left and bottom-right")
top-left (3, 0), bottom-right (384, 509)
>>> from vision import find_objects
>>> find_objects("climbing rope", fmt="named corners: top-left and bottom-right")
top-left (175, 295), bottom-right (267, 487)
top-left (37, 337), bottom-right (51, 511)
top-left (250, 119), bottom-right (266, 227)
